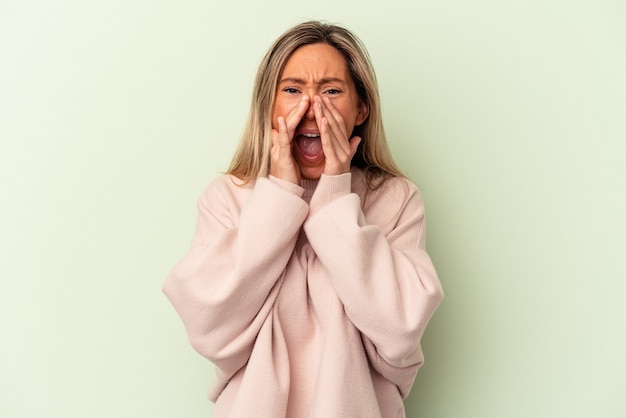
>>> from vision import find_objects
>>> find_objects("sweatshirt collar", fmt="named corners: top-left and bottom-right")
top-left (300, 178), bottom-right (319, 200)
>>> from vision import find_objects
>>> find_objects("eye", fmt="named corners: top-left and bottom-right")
top-left (283, 87), bottom-right (300, 94)
top-left (324, 88), bottom-right (342, 95)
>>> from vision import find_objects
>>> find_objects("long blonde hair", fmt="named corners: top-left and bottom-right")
top-left (227, 21), bottom-right (403, 188)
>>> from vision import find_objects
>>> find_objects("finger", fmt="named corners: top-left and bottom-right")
top-left (272, 117), bottom-right (292, 158)
top-left (284, 95), bottom-right (310, 134)
top-left (319, 116), bottom-right (336, 159)
top-left (271, 117), bottom-right (300, 184)
top-left (273, 116), bottom-right (287, 146)
top-left (313, 101), bottom-right (337, 157)
top-left (278, 115), bottom-right (289, 140)
top-left (319, 117), bottom-right (352, 176)
top-left (349, 136), bottom-right (362, 158)
top-left (316, 97), bottom-right (350, 159)
top-left (314, 97), bottom-right (349, 158)
top-left (320, 96), bottom-right (348, 138)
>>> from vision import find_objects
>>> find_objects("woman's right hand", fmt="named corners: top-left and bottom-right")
top-left (270, 95), bottom-right (310, 184)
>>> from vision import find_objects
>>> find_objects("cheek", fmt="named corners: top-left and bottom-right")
top-left (272, 97), bottom-right (299, 121)
top-left (271, 99), bottom-right (284, 129)
top-left (270, 104), bottom-right (281, 129)
top-left (335, 101), bottom-right (359, 128)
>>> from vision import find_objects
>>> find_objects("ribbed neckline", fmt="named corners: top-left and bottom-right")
top-left (300, 178), bottom-right (319, 201)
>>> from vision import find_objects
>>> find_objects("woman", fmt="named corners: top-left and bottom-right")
top-left (163, 21), bottom-right (443, 418)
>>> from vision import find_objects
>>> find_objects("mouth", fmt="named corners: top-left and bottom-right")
top-left (294, 132), bottom-right (323, 162)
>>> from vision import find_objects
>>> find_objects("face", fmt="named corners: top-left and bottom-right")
top-left (271, 43), bottom-right (368, 180)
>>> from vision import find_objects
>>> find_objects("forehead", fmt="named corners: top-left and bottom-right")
top-left (281, 43), bottom-right (349, 79)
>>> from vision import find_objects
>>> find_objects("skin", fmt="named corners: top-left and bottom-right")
top-left (270, 43), bottom-right (369, 183)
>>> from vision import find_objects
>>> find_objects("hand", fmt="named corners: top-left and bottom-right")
top-left (270, 95), bottom-right (310, 184)
top-left (313, 96), bottom-right (362, 176)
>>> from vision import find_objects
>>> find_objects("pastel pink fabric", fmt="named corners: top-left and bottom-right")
top-left (163, 168), bottom-right (443, 418)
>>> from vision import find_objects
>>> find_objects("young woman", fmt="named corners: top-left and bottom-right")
top-left (163, 21), bottom-right (443, 418)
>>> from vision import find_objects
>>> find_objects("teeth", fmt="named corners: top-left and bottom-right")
top-left (302, 133), bottom-right (320, 138)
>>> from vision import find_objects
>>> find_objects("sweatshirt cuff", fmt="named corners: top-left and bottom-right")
top-left (308, 172), bottom-right (352, 215)
top-left (268, 175), bottom-right (305, 198)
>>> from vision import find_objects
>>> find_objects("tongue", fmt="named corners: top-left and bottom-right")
top-left (298, 136), bottom-right (322, 158)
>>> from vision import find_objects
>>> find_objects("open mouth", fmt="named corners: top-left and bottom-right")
top-left (295, 133), bottom-right (323, 161)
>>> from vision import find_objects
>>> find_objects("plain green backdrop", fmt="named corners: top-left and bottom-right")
top-left (1, 0), bottom-right (625, 417)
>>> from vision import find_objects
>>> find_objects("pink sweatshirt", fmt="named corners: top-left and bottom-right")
top-left (163, 168), bottom-right (443, 418)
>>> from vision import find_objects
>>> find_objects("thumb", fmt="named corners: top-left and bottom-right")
top-left (349, 136), bottom-right (362, 158)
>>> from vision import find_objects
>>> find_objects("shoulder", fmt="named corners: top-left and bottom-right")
top-left (203, 174), bottom-right (256, 194)
top-left (352, 169), bottom-right (426, 232)
top-left (351, 168), bottom-right (422, 207)
top-left (199, 174), bottom-right (256, 208)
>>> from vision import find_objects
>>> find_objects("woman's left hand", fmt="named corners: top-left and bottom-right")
top-left (313, 96), bottom-right (362, 176)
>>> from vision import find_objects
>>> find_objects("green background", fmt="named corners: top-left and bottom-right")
top-left (2, 0), bottom-right (624, 417)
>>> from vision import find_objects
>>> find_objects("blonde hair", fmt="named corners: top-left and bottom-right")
top-left (227, 21), bottom-right (403, 188)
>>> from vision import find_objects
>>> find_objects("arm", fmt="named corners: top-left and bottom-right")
top-left (304, 174), bottom-right (443, 396)
top-left (163, 176), bottom-right (308, 381)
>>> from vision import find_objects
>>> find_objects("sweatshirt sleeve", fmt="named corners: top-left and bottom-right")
top-left (163, 176), bottom-right (308, 384)
top-left (303, 174), bottom-right (443, 397)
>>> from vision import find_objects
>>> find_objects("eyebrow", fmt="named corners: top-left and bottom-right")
top-left (279, 77), bottom-right (347, 85)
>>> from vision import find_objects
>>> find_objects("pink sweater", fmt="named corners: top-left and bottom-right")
top-left (163, 168), bottom-right (443, 418)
